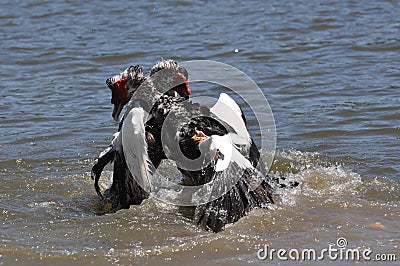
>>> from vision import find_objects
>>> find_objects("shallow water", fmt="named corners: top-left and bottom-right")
top-left (0, 0), bottom-right (399, 265)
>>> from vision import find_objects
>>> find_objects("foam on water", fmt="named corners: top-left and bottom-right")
top-left (271, 150), bottom-right (399, 207)
top-left (93, 149), bottom-right (399, 261)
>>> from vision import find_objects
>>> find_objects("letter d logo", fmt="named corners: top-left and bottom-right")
top-left (257, 244), bottom-right (269, 260)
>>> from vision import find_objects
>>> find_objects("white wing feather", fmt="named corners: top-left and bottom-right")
top-left (121, 107), bottom-right (153, 192)
top-left (199, 134), bottom-right (253, 172)
top-left (210, 93), bottom-right (250, 144)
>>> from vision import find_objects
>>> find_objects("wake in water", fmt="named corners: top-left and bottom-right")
top-left (95, 148), bottom-right (399, 218)
top-left (263, 149), bottom-right (400, 251)
top-left (270, 149), bottom-right (399, 206)
top-left (270, 149), bottom-right (363, 206)
top-left (90, 149), bottom-right (399, 262)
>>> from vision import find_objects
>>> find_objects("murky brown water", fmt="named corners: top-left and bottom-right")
top-left (1, 0), bottom-right (399, 265)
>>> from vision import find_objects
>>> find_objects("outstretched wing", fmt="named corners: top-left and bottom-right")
top-left (210, 93), bottom-right (250, 144)
top-left (121, 107), bottom-right (154, 192)
top-left (210, 93), bottom-right (266, 174)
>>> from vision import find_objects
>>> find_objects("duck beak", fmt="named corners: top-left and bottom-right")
top-left (192, 128), bottom-right (210, 144)
top-left (112, 101), bottom-right (123, 121)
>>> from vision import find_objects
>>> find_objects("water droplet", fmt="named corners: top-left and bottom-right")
top-left (108, 248), bottom-right (115, 255)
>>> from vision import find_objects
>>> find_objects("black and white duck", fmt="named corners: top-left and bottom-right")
top-left (92, 60), bottom-right (191, 208)
top-left (161, 92), bottom-right (274, 232)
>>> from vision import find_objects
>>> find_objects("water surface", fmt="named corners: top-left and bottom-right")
top-left (0, 0), bottom-right (399, 265)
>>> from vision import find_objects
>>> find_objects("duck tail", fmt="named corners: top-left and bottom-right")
top-left (194, 169), bottom-right (274, 232)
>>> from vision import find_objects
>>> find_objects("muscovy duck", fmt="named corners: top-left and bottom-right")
top-left (159, 93), bottom-right (274, 232)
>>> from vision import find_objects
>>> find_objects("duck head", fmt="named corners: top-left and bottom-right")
top-left (107, 60), bottom-right (191, 121)
top-left (150, 59), bottom-right (191, 99)
top-left (106, 65), bottom-right (146, 121)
